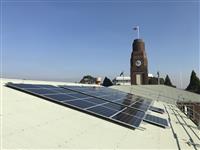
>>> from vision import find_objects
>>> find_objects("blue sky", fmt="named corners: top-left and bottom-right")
top-left (1, 0), bottom-right (199, 88)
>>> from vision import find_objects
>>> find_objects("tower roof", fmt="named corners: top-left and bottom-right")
top-left (133, 39), bottom-right (144, 42)
top-left (132, 38), bottom-right (145, 52)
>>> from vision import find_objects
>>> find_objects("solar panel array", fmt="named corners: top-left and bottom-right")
top-left (6, 83), bottom-right (169, 129)
top-left (61, 86), bottom-right (152, 112)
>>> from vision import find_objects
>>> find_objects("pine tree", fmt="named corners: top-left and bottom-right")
top-left (186, 70), bottom-right (200, 94)
top-left (164, 75), bottom-right (173, 87)
top-left (102, 77), bottom-right (113, 87)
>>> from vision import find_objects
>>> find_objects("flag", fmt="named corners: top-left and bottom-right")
top-left (133, 26), bottom-right (139, 30)
top-left (120, 71), bottom-right (124, 76)
top-left (157, 71), bottom-right (160, 77)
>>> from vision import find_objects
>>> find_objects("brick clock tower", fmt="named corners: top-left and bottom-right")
top-left (130, 39), bottom-right (148, 85)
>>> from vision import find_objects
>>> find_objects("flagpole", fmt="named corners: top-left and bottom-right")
top-left (123, 73), bottom-right (124, 85)
top-left (137, 26), bottom-right (140, 39)
top-left (180, 72), bottom-right (182, 89)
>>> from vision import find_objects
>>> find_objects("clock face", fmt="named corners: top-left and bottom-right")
top-left (135, 60), bottom-right (142, 67)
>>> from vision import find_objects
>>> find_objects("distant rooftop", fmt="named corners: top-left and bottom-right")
top-left (1, 78), bottom-right (200, 149)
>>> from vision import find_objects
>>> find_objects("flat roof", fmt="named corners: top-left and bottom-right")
top-left (112, 85), bottom-right (200, 104)
top-left (1, 78), bottom-right (200, 149)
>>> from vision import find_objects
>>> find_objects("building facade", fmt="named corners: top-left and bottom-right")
top-left (130, 39), bottom-right (148, 85)
top-left (113, 76), bottom-right (131, 85)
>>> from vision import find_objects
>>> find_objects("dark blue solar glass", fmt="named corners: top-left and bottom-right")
top-left (62, 86), bottom-right (153, 114)
top-left (112, 113), bottom-right (142, 127)
top-left (87, 106), bottom-right (118, 117)
top-left (125, 94), bottom-right (140, 100)
top-left (9, 83), bottom-right (40, 89)
top-left (68, 93), bottom-right (90, 99)
top-left (102, 95), bottom-right (124, 101)
top-left (7, 83), bottom-right (144, 129)
top-left (114, 99), bottom-right (137, 106)
top-left (88, 92), bottom-right (107, 97)
top-left (137, 99), bottom-right (152, 105)
top-left (131, 102), bottom-right (149, 111)
top-left (84, 97), bottom-right (107, 104)
top-left (61, 86), bottom-right (125, 97)
top-left (44, 94), bottom-right (76, 101)
top-left (144, 114), bottom-right (168, 127)
top-left (62, 86), bottom-right (86, 92)
top-left (77, 89), bottom-right (90, 93)
top-left (51, 88), bottom-right (76, 94)
top-left (121, 108), bottom-right (145, 118)
top-left (102, 103), bottom-right (126, 111)
top-left (99, 91), bottom-right (110, 94)
top-left (37, 85), bottom-right (57, 88)
top-left (25, 88), bottom-right (59, 95)
top-left (64, 100), bottom-right (95, 109)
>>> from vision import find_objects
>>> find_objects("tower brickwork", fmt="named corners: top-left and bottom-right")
top-left (130, 39), bottom-right (148, 85)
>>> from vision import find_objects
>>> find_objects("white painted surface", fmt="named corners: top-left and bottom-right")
top-left (136, 74), bottom-right (141, 85)
top-left (1, 78), bottom-right (200, 149)
top-left (113, 76), bottom-right (131, 85)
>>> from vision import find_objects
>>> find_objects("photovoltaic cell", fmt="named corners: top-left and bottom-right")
top-left (7, 83), bottom-right (169, 129)
top-left (37, 85), bottom-right (58, 88)
top-left (83, 97), bottom-right (107, 105)
top-left (137, 99), bottom-right (152, 105)
top-left (24, 88), bottom-right (59, 95)
top-left (60, 86), bottom-right (121, 99)
top-left (125, 94), bottom-right (140, 101)
top-left (121, 108), bottom-right (145, 118)
top-left (6, 83), bottom-right (147, 129)
top-left (8, 83), bottom-right (40, 89)
top-left (51, 88), bottom-right (77, 94)
top-left (68, 93), bottom-right (90, 99)
top-left (112, 113), bottom-right (142, 127)
top-left (102, 103), bottom-right (126, 111)
top-left (130, 102), bottom-right (149, 111)
top-left (87, 106), bottom-right (118, 117)
top-left (61, 86), bottom-right (152, 112)
top-left (114, 99), bottom-right (137, 106)
top-left (101, 95), bottom-right (125, 101)
top-left (44, 94), bottom-right (76, 101)
top-left (87, 92), bottom-right (105, 97)
top-left (64, 99), bottom-right (96, 109)
top-left (144, 114), bottom-right (168, 128)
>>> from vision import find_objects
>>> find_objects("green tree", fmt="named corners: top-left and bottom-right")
top-left (186, 70), bottom-right (200, 94)
top-left (102, 77), bottom-right (113, 87)
top-left (80, 75), bottom-right (96, 84)
top-left (164, 75), bottom-right (173, 87)
top-left (148, 77), bottom-right (164, 84)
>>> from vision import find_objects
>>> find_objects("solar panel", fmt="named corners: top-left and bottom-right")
top-left (102, 103), bottom-right (126, 111)
top-left (21, 88), bottom-right (59, 95)
top-left (60, 86), bottom-right (126, 99)
top-left (6, 83), bottom-right (145, 129)
top-left (6, 83), bottom-right (41, 89)
top-left (87, 106), bottom-right (118, 117)
top-left (64, 99), bottom-right (96, 109)
top-left (82, 97), bottom-right (106, 104)
top-left (44, 93), bottom-right (77, 101)
top-left (143, 114), bottom-right (168, 128)
top-left (61, 86), bottom-right (152, 112)
top-left (112, 113), bottom-right (142, 128)
top-left (130, 102), bottom-right (149, 111)
top-left (149, 106), bottom-right (165, 114)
